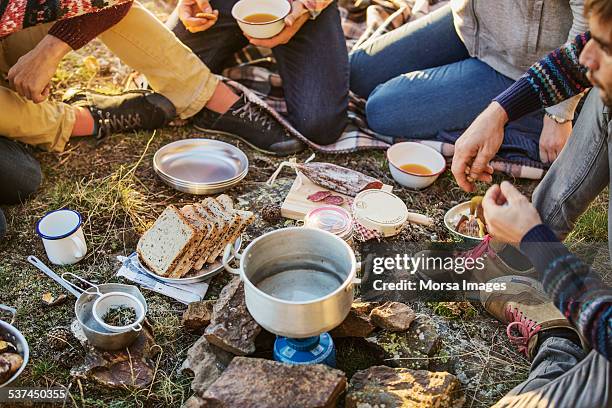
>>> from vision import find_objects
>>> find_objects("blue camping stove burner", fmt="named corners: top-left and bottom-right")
top-left (273, 333), bottom-right (336, 367)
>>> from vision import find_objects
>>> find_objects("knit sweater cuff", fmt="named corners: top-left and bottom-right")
top-left (520, 224), bottom-right (571, 277)
top-left (494, 78), bottom-right (543, 122)
top-left (48, 2), bottom-right (132, 50)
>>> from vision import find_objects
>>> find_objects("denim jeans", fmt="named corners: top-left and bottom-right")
top-left (166, 2), bottom-right (349, 145)
top-left (533, 88), bottom-right (612, 254)
top-left (0, 137), bottom-right (42, 238)
top-left (349, 5), bottom-right (544, 141)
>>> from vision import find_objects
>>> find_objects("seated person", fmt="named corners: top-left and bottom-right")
top-left (166, 0), bottom-right (349, 145)
top-left (0, 0), bottom-right (303, 239)
top-left (448, 0), bottom-right (612, 405)
top-left (349, 0), bottom-right (587, 164)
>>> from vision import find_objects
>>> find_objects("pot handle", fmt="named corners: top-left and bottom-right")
top-left (351, 262), bottom-right (362, 286)
top-left (222, 243), bottom-right (242, 276)
top-left (27, 255), bottom-right (82, 298)
top-left (0, 304), bottom-right (16, 325)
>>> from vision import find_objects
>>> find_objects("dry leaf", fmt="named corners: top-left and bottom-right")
top-left (41, 292), bottom-right (67, 307)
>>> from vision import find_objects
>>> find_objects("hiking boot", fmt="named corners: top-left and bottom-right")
top-left (64, 89), bottom-right (176, 141)
top-left (480, 275), bottom-right (587, 360)
top-left (192, 94), bottom-right (305, 156)
top-left (415, 236), bottom-right (537, 299)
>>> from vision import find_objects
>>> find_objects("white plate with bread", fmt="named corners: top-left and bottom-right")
top-left (137, 194), bottom-right (254, 283)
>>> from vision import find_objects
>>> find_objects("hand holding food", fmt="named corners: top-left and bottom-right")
top-left (452, 102), bottom-right (507, 192)
top-left (179, 0), bottom-right (218, 33)
top-left (482, 181), bottom-right (542, 245)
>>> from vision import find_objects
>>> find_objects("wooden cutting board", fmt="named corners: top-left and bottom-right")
top-left (280, 172), bottom-right (377, 220)
top-left (280, 173), bottom-right (434, 226)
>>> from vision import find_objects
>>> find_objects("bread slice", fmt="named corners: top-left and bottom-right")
top-left (208, 209), bottom-right (255, 262)
top-left (192, 198), bottom-right (232, 270)
top-left (137, 205), bottom-right (199, 277)
top-left (216, 194), bottom-right (234, 211)
top-left (168, 205), bottom-right (209, 278)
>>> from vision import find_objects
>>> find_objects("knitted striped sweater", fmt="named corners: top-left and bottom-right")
top-left (1, 0), bottom-right (132, 49)
top-left (495, 32), bottom-right (593, 122)
top-left (521, 225), bottom-right (611, 360)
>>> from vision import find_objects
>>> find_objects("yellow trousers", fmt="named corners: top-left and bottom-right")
top-left (0, 2), bottom-right (218, 152)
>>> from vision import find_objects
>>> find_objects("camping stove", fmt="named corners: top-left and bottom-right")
top-left (273, 333), bottom-right (336, 367)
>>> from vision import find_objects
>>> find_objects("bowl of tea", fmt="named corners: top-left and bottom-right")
top-left (232, 0), bottom-right (291, 39)
top-left (387, 142), bottom-right (446, 189)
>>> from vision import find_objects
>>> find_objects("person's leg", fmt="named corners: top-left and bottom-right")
top-left (0, 137), bottom-right (42, 238)
top-left (97, 1), bottom-right (220, 119)
top-left (364, 58), bottom-right (519, 140)
top-left (165, 0), bottom-right (247, 73)
top-left (349, 4), bottom-right (469, 98)
top-left (494, 346), bottom-right (610, 408)
top-left (271, 2), bottom-right (349, 144)
top-left (0, 25), bottom-right (78, 151)
top-left (532, 89), bottom-right (610, 242)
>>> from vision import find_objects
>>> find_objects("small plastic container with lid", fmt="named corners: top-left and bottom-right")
top-left (303, 205), bottom-right (353, 245)
top-left (352, 190), bottom-right (409, 237)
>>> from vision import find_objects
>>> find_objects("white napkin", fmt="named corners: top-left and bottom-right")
top-left (116, 253), bottom-right (208, 304)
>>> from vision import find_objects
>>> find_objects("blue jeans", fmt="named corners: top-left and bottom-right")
top-left (167, 2), bottom-right (349, 145)
top-left (0, 137), bottom-right (42, 238)
top-left (349, 5), bottom-right (544, 141)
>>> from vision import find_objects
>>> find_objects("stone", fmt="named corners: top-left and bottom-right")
top-left (330, 301), bottom-right (377, 338)
top-left (70, 320), bottom-right (159, 389)
top-left (346, 366), bottom-right (465, 408)
top-left (204, 277), bottom-right (262, 355)
top-left (365, 317), bottom-right (440, 370)
top-left (195, 357), bottom-right (346, 408)
top-left (182, 300), bottom-right (215, 333)
top-left (180, 335), bottom-right (234, 396)
top-left (369, 302), bottom-right (416, 332)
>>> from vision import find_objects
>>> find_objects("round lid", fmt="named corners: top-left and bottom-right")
top-left (352, 190), bottom-right (408, 235)
top-left (304, 206), bottom-right (352, 236)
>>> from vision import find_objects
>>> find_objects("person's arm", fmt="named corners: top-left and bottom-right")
top-left (47, 1), bottom-right (133, 50)
top-left (297, 0), bottom-right (333, 19)
top-left (520, 225), bottom-right (612, 360)
top-left (543, 0), bottom-right (589, 121)
top-left (495, 32), bottom-right (593, 122)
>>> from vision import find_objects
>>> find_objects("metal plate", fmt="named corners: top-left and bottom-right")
top-left (154, 139), bottom-right (248, 186)
top-left (444, 201), bottom-right (484, 242)
top-left (137, 236), bottom-right (242, 284)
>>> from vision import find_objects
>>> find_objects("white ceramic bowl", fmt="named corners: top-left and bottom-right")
top-left (387, 142), bottom-right (446, 189)
top-left (231, 0), bottom-right (290, 39)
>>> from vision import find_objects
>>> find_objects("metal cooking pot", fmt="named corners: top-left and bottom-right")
top-left (0, 305), bottom-right (29, 387)
top-left (223, 227), bottom-right (358, 338)
top-left (27, 256), bottom-right (147, 350)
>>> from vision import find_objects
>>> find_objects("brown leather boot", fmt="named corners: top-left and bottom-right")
top-left (480, 275), bottom-right (587, 360)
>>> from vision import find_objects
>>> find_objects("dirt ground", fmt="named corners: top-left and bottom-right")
top-left (0, 2), bottom-right (609, 407)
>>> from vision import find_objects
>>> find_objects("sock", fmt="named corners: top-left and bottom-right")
top-left (536, 328), bottom-right (582, 351)
top-left (71, 107), bottom-right (96, 137)
top-left (204, 82), bottom-right (241, 114)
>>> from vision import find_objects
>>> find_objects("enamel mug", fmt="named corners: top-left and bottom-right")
top-left (36, 209), bottom-right (87, 265)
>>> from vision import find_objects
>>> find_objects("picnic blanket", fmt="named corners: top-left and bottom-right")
top-left (220, 0), bottom-right (547, 180)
